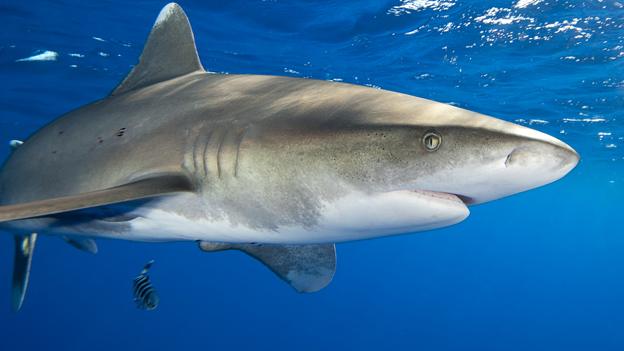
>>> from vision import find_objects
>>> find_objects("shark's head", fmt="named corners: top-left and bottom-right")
top-left (342, 90), bottom-right (580, 205)
top-left (254, 82), bottom-right (579, 209)
top-left (238, 79), bottom-right (580, 237)
top-left (395, 116), bottom-right (579, 205)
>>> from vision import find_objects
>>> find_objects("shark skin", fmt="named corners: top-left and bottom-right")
top-left (0, 3), bottom-right (579, 308)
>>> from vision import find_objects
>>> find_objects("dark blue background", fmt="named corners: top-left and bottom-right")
top-left (0, 1), bottom-right (623, 350)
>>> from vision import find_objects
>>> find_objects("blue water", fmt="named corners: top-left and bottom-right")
top-left (0, 0), bottom-right (623, 350)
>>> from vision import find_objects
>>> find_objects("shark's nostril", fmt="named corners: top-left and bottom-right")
top-left (504, 151), bottom-right (514, 168)
top-left (504, 143), bottom-right (579, 174)
top-left (504, 147), bottom-right (536, 168)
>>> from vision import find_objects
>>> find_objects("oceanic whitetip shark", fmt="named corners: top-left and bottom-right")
top-left (0, 3), bottom-right (579, 311)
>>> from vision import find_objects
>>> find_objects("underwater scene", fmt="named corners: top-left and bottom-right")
top-left (0, 0), bottom-right (622, 350)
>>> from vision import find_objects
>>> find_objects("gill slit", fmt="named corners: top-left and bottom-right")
top-left (234, 127), bottom-right (248, 177)
top-left (216, 130), bottom-right (227, 179)
top-left (192, 134), bottom-right (201, 175)
top-left (202, 129), bottom-right (214, 178)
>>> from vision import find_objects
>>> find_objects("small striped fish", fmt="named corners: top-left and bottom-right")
top-left (132, 260), bottom-right (159, 311)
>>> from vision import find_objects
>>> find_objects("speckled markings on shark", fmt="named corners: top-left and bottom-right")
top-left (0, 3), bottom-right (579, 311)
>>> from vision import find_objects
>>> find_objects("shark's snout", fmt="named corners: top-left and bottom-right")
top-left (554, 140), bottom-right (581, 172)
top-left (413, 116), bottom-right (581, 205)
top-left (504, 137), bottom-right (579, 177)
top-left (467, 131), bottom-right (580, 204)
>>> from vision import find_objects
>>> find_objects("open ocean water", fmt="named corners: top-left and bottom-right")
top-left (0, 0), bottom-right (622, 350)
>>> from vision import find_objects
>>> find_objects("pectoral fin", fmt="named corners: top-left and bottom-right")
top-left (12, 233), bottom-right (37, 311)
top-left (63, 236), bottom-right (98, 254)
top-left (0, 174), bottom-right (193, 223)
top-left (199, 242), bottom-right (336, 293)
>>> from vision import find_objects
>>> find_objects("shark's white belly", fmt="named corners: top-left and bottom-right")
top-left (4, 189), bottom-right (469, 244)
top-left (106, 190), bottom-right (469, 244)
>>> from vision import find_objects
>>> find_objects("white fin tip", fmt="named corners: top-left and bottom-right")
top-left (9, 140), bottom-right (24, 149)
top-left (154, 3), bottom-right (181, 26)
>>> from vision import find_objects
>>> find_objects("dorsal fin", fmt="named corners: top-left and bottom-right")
top-left (111, 3), bottom-right (204, 96)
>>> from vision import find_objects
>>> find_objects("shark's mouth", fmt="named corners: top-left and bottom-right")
top-left (455, 194), bottom-right (476, 205)
top-left (411, 190), bottom-right (476, 206)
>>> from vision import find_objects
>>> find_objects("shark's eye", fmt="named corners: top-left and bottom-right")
top-left (422, 131), bottom-right (442, 152)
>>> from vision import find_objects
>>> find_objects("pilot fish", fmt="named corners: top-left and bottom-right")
top-left (132, 260), bottom-right (159, 311)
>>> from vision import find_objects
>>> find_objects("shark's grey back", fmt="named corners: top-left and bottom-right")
top-left (0, 71), bottom-right (396, 206)
top-left (0, 0), bottom-right (449, 208)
